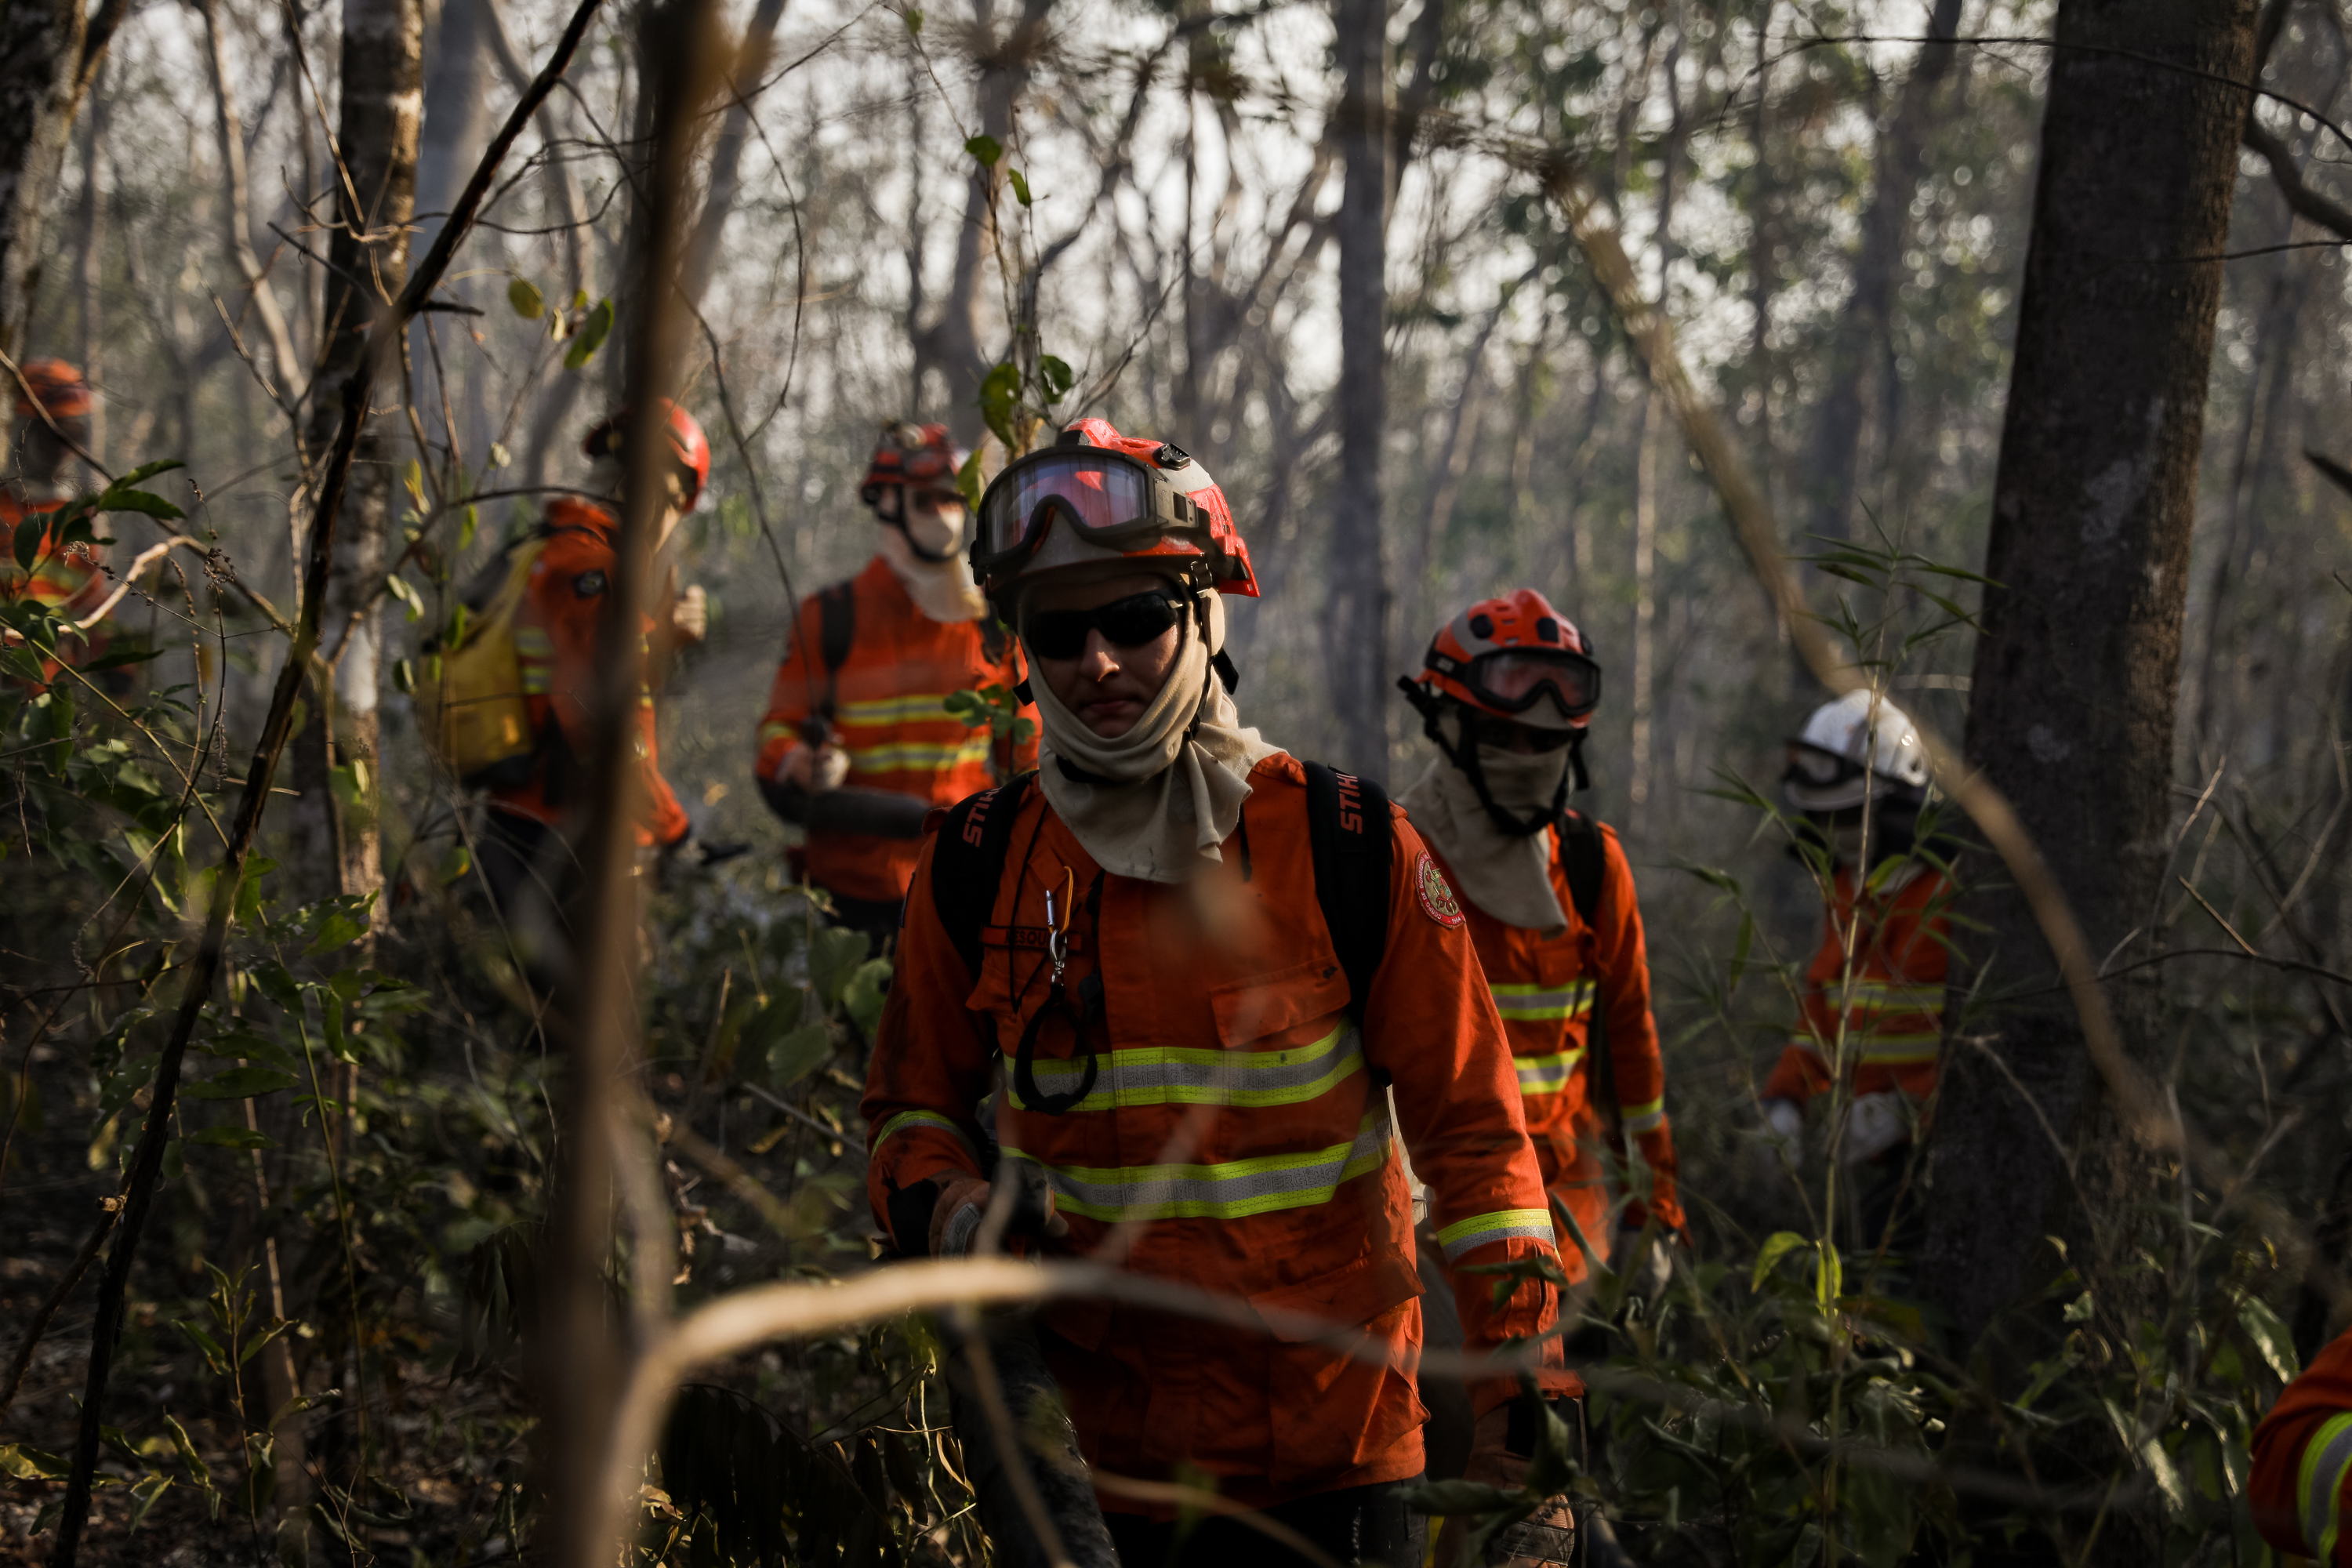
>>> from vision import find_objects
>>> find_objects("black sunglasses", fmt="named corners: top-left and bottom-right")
top-left (1022, 590), bottom-right (1189, 660)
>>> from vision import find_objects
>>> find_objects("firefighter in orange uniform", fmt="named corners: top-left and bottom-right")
top-left (865, 419), bottom-right (1580, 1568)
top-left (2252, 1323), bottom-right (2352, 1565)
top-left (2, 361), bottom-right (109, 684)
top-left (1396, 590), bottom-right (1684, 1270)
top-left (1757, 690), bottom-right (1952, 1258)
top-left (480, 402), bottom-right (738, 971)
top-left (753, 423), bottom-right (1033, 948)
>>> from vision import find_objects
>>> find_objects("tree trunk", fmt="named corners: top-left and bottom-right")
top-left (289, 0), bottom-right (425, 920)
top-left (1327, 0), bottom-right (1389, 779)
top-left (680, 0), bottom-right (791, 309)
top-left (1803, 0), bottom-right (1965, 545)
top-left (74, 62), bottom-right (103, 463)
top-left (410, 0), bottom-right (492, 455)
top-left (1921, 0), bottom-right (2259, 1350)
top-left (0, 0), bottom-right (121, 365)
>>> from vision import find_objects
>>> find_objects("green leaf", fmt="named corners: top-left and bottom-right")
top-left (978, 361), bottom-right (1024, 448)
top-left (85, 643), bottom-right (163, 672)
top-left (184, 1066), bottom-right (299, 1101)
top-left (507, 277), bottom-right (546, 318)
top-left (114, 459), bottom-right (187, 487)
top-left (564, 298), bottom-right (615, 370)
top-left (1037, 354), bottom-right (1075, 403)
top-left (127, 1474), bottom-right (172, 1534)
top-left (843, 957), bottom-right (893, 1040)
top-left (176, 1321), bottom-right (233, 1375)
top-left (965, 133), bottom-right (1004, 167)
top-left (0, 1443), bottom-right (72, 1480)
top-left (1726, 909), bottom-right (1754, 991)
top-left (459, 503), bottom-right (481, 548)
top-left (93, 488), bottom-right (186, 521)
top-left (186, 1124), bottom-right (275, 1149)
top-left (904, 5), bottom-right (923, 31)
top-left (1751, 1230), bottom-right (1810, 1292)
top-left (385, 572), bottom-right (425, 622)
top-left (2239, 1295), bottom-right (2299, 1382)
top-left (1007, 167), bottom-right (1032, 206)
top-left (306, 907), bottom-right (368, 955)
top-left (768, 1019), bottom-right (833, 1092)
top-left (13, 515), bottom-right (44, 570)
top-left (403, 459), bottom-right (426, 509)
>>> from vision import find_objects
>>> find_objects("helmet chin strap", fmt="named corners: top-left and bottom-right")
top-left (1397, 680), bottom-right (1578, 837)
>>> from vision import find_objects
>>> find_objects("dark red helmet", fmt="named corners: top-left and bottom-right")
top-left (583, 399), bottom-right (711, 510)
top-left (861, 422), bottom-right (964, 506)
top-left (971, 417), bottom-right (1258, 598)
top-left (13, 358), bottom-right (93, 423)
top-left (1410, 589), bottom-right (1599, 731)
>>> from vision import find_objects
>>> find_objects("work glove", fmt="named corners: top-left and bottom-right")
top-left (1751, 1097), bottom-right (1805, 1189)
top-left (1836, 1091), bottom-right (1911, 1167)
top-left (1437, 1402), bottom-right (1579, 1568)
top-left (779, 740), bottom-right (851, 793)
top-left (1611, 1225), bottom-right (1674, 1308)
top-left (930, 1160), bottom-right (1069, 1258)
top-left (670, 583), bottom-right (709, 643)
top-left (667, 834), bottom-right (750, 869)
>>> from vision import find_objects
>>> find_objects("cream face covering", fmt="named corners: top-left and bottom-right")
top-left (878, 502), bottom-right (988, 623)
top-left (1399, 715), bottom-right (1575, 935)
top-left (1025, 586), bottom-right (1277, 884)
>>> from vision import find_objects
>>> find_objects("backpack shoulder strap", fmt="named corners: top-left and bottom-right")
top-left (816, 580), bottom-right (857, 719)
top-left (929, 772), bottom-right (1035, 980)
top-left (1303, 761), bottom-right (1393, 1025)
top-left (1557, 808), bottom-right (1608, 928)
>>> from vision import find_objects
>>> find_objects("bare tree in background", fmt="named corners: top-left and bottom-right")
top-left (1923, 0), bottom-right (2259, 1350)
top-left (288, 0), bottom-right (426, 913)
top-left (1328, 0), bottom-right (1389, 779)
top-left (0, 0), bottom-right (125, 364)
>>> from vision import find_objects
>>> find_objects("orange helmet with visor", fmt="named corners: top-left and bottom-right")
top-left (971, 418), bottom-right (1258, 599)
top-left (1413, 589), bottom-right (1599, 731)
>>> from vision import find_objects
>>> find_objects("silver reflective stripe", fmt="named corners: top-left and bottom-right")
top-left (1515, 1048), bottom-right (1584, 1095)
top-left (2299, 1410), bottom-right (2352, 1561)
top-left (1009, 1024), bottom-right (1363, 1112)
top-left (1433, 1207), bottom-right (1555, 1262)
top-left (1005, 1109), bottom-right (1393, 1222)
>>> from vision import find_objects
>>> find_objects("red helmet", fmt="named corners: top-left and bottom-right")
top-left (861, 422), bottom-right (964, 506)
top-left (583, 400), bottom-right (711, 510)
top-left (1410, 589), bottom-right (1599, 731)
top-left (971, 417), bottom-right (1258, 598)
top-left (13, 358), bottom-right (93, 423)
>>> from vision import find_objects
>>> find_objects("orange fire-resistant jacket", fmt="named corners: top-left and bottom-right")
top-left (1764, 859), bottom-right (1951, 1107)
top-left (1427, 817), bottom-right (1683, 1269)
top-left (2, 491), bottom-right (110, 684)
top-left (864, 753), bottom-right (1572, 1512)
top-left (753, 555), bottom-right (1033, 905)
top-left (2253, 1325), bottom-right (2352, 1563)
top-left (485, 498), bottom-right (691, 849)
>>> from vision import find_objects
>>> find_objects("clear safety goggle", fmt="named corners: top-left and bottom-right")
top-left (971, 447), bottom-right (1214, 578)
top-left (1430, 645), bottom-right (1602, 721)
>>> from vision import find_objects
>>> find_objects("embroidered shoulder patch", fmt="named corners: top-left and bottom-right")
top-left (572, 568), bottom-right (608, 597)
top-left (1414, 851), bottom-right (1465, 928)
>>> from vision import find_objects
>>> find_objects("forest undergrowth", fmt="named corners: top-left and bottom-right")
top-left (0, 499), bottom-right (2329, 1568)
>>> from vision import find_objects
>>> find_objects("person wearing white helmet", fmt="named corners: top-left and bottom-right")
top-left (1756, 688), bottom-right (1955, 1262)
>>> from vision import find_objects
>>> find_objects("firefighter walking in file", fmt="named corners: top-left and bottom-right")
top-left (753, 422), bottom-right (1033, 949)
top-left (1756, 689), bottom-right (1955, 1263)
top-left (2, 361), bottom-right (111, 685)
top-left (1396, 589), bottom-right (1685, 1476)
top-left (477, 401), bottom-right (739, 980)
top-left (864, 419), bottom-right (1581, 1568)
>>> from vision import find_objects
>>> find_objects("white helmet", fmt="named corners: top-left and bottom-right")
top-left (1783, 688), bottom-right (1929, 811)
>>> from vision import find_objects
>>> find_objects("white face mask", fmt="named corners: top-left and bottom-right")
top-left (900, 495), bottom-right (967, 559)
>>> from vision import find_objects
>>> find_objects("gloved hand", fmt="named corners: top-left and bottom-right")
top-left (1436, 1403), bottom-right (1578, 1568)
top-left (670, 583), bottom-right (709, 643)
top-left (1751, 1097), bottom-right (1805, 1189)
top-left (779, 740), bottom-right (851, 793)
top-left (667, 835), bottom-right (750, 869)
top-left (929, 1165), bottom-right (1070, 1258)
top-left (1612, 1225), bottom-right (1674, 1306)
top-left (1837, 1091), bottom-right (1911, 1166)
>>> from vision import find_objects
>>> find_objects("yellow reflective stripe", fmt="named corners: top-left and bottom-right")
top-left (845, 736), bottom-right (990, 772)
top-left (1009, 1024), bottom-right (1361, 1112)
top-left (513, 627), bottom-right (552, 654)
top-left (2299, 1410), bottom-right (2352, 1561)
top-left (1434, 1207), bottom-right (1555, 1261)
top-left (1857, 1033), bottom-right (1941, 1065)
top-left (1621, 1094), bottom-right (1665, 1134)
top-left (839, 691), bottom-right (960, 724)
top-left (758, 720), bottom-right (798, 745)
top-left (873, 1109), bottom-right (976, 1160)
top-left (1515, 1047), bottom-right (1584, 1096)
top-left (1490, 979), bottom-right (1593, 1022)
top-left (1007, 1109), bottom-right (1392, 1223)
